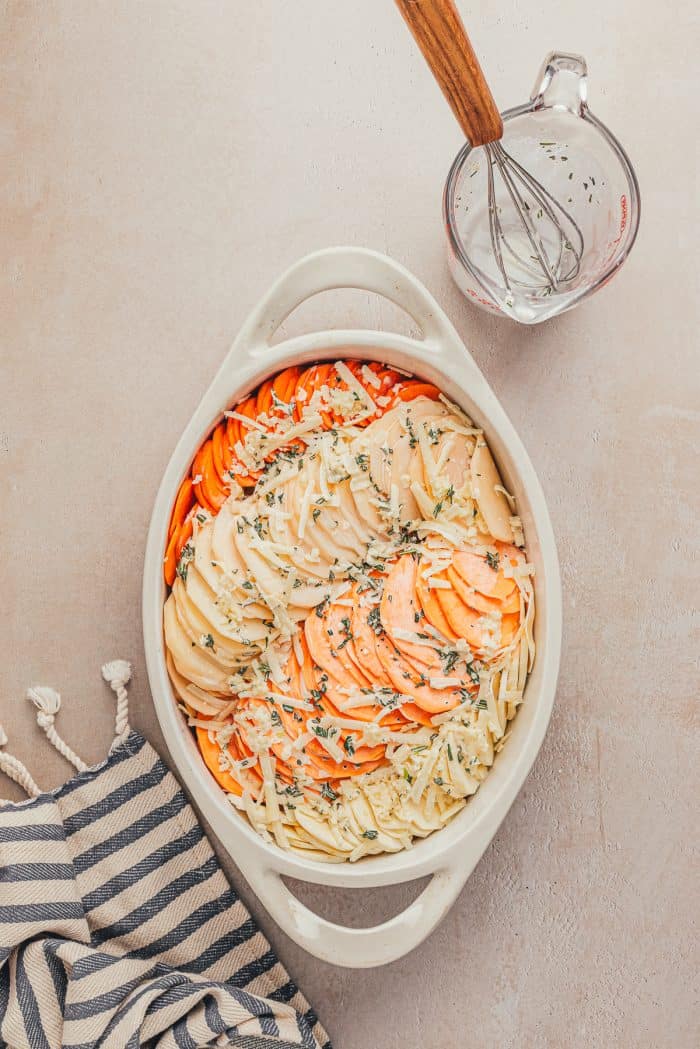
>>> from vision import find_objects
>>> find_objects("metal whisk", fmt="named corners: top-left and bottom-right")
top-left (395, 0), bottom-right (584, 296)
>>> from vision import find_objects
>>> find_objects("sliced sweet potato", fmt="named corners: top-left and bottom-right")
top-left (168, 476), bottom-right (195, 541)
top-left (415, 568), bottom-right (459, 640)
top-left (196, 726), bottom-right (244, 796)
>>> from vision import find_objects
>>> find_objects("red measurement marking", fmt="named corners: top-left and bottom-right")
top-left (465, 286), bottom-right (500, 311)
top-left (602, 195), bottom-right (629, 266)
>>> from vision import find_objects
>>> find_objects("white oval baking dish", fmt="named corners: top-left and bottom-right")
top-left (143, 247), bottom-right (561, 969)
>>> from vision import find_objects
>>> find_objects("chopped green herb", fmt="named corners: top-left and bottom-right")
top-left (367, 606), bottom-right (383, 635)
top-left (440, 649), bottom-right (459, 674)
top-left (176, 543), bottom-right (195, 582)
top-left (466, 663), bottom-right (481, 687)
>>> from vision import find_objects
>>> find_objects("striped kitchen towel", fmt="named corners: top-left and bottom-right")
top-left (0, 662), bottom-right (331, 1049)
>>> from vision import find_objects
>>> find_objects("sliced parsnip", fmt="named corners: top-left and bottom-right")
top-left (164, 594), bottom-right (231, 692)
top-left (470, 440), bottom-right (514, 543)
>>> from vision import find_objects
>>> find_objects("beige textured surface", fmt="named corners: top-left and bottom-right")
top-left (2, 2), bottom-right (698, 1046)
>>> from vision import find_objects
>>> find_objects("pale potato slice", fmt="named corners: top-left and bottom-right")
top-left (233, 523), bottom-right (289, 603)
top-left (348, 479), bottom-right (386, 535)
top-left (334, 479), bottom-right (379, 546)
top-left (185, 564), bottom-right (271, 644)
top-left (211, 501), bottom-right (251, 580)
top-left (286, 580), bottom-right (334, 609)
top-left (200, 513), bottom-right (272, 622)
top-left (172, 578), bottom-right (255, 665)
top-left (284, 475), bottom-right (341, 574)
top-left (313, 500), bottom-right (365, 560)
top-left (470, 439), bottom-right (515, 543)
top-left (164, 594), bottom-right (231, 692)
top-left (389, 433), bottom-right (420, 522)
top-left (172, 590), bottom-right (241, 672)
top-left (433, 429), bottom-right (472, 495)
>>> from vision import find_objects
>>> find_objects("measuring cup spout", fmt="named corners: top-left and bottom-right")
top-left (531, 52), bottom-right (588, 116)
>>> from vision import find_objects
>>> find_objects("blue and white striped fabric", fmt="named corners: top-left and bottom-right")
top-left (0, 727), bottom-right (331, 1049)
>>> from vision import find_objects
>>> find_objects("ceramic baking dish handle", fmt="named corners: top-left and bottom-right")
top-left (234, 246), bottom-right (452, 355)
top-left (254, 865), bottom-right (465, 969)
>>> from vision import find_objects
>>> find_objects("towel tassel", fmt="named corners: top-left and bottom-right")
top-left (0, 725), bottom-right (42, 798)
top-left (101, 660), bottom-right (132, 740)
top-left (26, 686), bottom-right (89, 772)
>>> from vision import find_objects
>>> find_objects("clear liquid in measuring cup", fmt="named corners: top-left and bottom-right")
top-left (445, 102), bottom-right (639, 324)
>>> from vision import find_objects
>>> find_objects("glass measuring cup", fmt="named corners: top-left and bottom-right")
top-left (444, 52), bottom-right (641, 323)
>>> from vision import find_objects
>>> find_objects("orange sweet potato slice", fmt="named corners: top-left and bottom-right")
top-left (451, 551), bottom-right (517, 601)
top-left (415, 568), bottom-right (459, 640)
top-left (211, 422), bottom-right (233, 482)
top-left (381, 556), bottom-right (444, 671)
top-left (168, 477), bottom-right (195, 541)
top-left (374, 632), bottom-right (461, 714)
top-left (163, 527), bottom-right (181, 587)
top-left (196, 726), bottom-right (243, 796)
top-left (305, 604), bottom-right (366, 690)
top-left (196, 441), bottom-right (228, 511)
top-left (395, 381), bottom-right (441, 402)
top-left (434, 582), bottom-right (489, 649)
top-left (256, 379), bottom-right (274, 417)
top-left (398, 701), bottom-right (435, 727)
top-left (447, 564), bottom-right (521, 616)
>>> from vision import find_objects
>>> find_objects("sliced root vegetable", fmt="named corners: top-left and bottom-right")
top-left (398, 702), bottom-right (435, 727)
top-left (256, 379), bottom-right (274, 417)
top-left (168, 477), bottom-right (195, 540)
top-left (374, 632), bottom-right (460, 713)
top-left (294, 363), bottom-right (335, 427)
top-left (380, 555), bottom-right (443, 670)
top-left (306, 747), bottom-right (385, 781)
top-left (350, 601), bottom-right (389, 683)
top-left (451, 550), bottom-right (517, 601)
top-left (163, 527), bottom-right (181, 587)
top-left (273, 365), bottom-right (302, 410)
top-left (434, 581), bottom-right (489, 649)
top-left (500, 612), bottom-right (521, 647)
top-left (174, 512), bottom-right (195, 561)
top-left (446, 565), bottom-right (512, 615)
top-left (470, 440), bottom-right (514, 543)
top-left (196, 726), bottom-right (244, 796)
top-left (211, 422), bottom-right (233, 482)
top-left (304, 603), bottom-right (366, 690)
top-left (415, 567), bottom-right (459, 641)
top-left (192, 442), bottom-right (224, 511)
top-left (394, 381), bottom-right (441, 402)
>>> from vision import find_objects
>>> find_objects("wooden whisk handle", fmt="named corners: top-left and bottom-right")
top-left (394, 0), bottom-right (503, 146)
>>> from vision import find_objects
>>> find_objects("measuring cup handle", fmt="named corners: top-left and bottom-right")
top-left (531, 52), bottom-right (588, 115)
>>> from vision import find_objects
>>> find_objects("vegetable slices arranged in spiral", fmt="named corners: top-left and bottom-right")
top-left (163, 359), bottom-right (535, 861)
